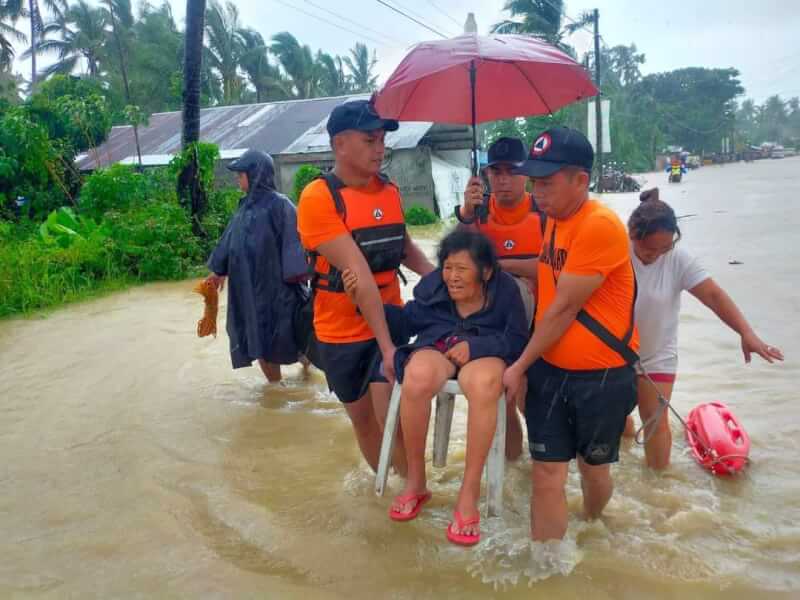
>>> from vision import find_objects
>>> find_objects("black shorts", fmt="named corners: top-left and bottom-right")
top-left (525, 360), bottom-right (637, 465)
top-left (317, 339), bottom-right (388, 403)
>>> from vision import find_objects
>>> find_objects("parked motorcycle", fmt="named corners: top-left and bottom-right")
top-left (592, 161), bottom-right (641, 192)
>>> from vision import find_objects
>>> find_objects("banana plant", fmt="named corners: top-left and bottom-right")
top-left (39, 206), bottom-right (106, 247)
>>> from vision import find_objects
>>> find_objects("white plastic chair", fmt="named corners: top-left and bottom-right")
top-left (374, 379), bottom-right (506, 517)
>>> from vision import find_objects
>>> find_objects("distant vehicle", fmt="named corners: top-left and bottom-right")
top-left (594, 161), bottom-right (641, 192)
top-left (785, 148), bottom-right (797, 158)
top-left (771, 146), bottom-right (785, 159)
top-left (687, 155), bottom-right (701, 169)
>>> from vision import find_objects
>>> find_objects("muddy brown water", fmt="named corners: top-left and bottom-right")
top-left (1, 158), bottom-right (798, 598)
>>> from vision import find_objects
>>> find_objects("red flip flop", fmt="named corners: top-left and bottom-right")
top-left (389, 491), bottom-right (432, 522)
top-left (446, 511), bottom-right (480, 546)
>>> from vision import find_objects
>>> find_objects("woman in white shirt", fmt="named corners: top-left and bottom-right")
top-left (626, 189), bottom-right (783, 469)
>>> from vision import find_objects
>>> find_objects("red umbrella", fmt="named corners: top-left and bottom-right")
top-left (374, 33), bottom-right (598, 176)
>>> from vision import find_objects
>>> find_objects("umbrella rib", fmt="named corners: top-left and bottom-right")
top-left (507, 60), bottom-right (556, 115)
top-left (396, 76), bottom-right (427, 123)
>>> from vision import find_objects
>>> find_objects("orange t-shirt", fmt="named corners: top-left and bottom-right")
top-left (297, 176), bottom-right (403, 344)
top-left (479, 194), bottom-right (545, 258)
top-left (536, 199), bottom-right (639, 370)
top-left (489, 193), bottom-right (531, 226)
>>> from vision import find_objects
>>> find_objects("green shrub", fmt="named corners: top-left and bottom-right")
top-left (404, 205), bottom-right (438, 226)
top-left (0, 234), bottom-right (123, 318)
top-left (0, 107), bottom-right (70, 219)
top-left (292, 164), bottom-right (321, 202)
top-left (201, 187), bottom-right (241, 255)
top-left (105, 201), bottom-right (202, 280)
top-left (77, 164), bottom-right (171, 220)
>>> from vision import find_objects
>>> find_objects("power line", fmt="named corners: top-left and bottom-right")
top-left (374, 0), bottom-right (449, 39)
top-left (389, 0), bottom-right (460, 37)
top-left (428, 0), bottom-right (462, 29)
top-left (270, 0), bottom-right (401, 50)
top-left (303, 0), bottom-right (407, 48)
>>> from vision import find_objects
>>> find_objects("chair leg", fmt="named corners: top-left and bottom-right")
top-left (485, 393), bottom-right (507, 517)
top-left (432, 392), bottom-right (455, 468)
top-left (375, 382), bottom-right (402, 496)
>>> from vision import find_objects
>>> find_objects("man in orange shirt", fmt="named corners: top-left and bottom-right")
top-left (458, 136), bottom-right (547, 460)
top-left (297, 100), bottom-right (434, 473)
top-left (459, 137), bottom-right (546, 325)
top-left (502, 127), bottom-right (638, 542)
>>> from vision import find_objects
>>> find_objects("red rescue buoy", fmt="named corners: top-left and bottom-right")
top-left (685, 402), bottom-right (750, 475)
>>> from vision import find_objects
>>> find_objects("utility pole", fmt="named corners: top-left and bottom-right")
top-left (593, 8), bottom-right (603, 192)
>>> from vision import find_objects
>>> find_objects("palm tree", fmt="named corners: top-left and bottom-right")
top-left (28, 0), bottom-right (67, 89)
top-left (270, 31), bottom-right (315, 99)
top-left (25, 0), bottom-right (107, 78)
top-left (343, 43), bottom-right (377, 93)
top-left (238, 28), bottom-right (288, 103)
top-left (204, 0), bottom-right (244, 105)
top-left (128, 2), bottom-right (183, 112)
top-left (0, 0), bottom-right (26, 70)
top-left (316, 50), bottom-right (349, 97)
top-left (492, 0), bottom-right (564, 40)
top-left (180, 0), bottom-right (207, 235)
top-left (102, 0), bottom-right (142, 167)
top-left (492, 0), bottom-right (592, 53)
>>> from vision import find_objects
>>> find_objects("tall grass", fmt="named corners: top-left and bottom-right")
top-left (0, 236), bottom-right (129, 318)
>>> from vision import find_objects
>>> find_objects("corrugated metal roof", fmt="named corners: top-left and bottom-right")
top-left (76, 94), bottom-right (435, 171)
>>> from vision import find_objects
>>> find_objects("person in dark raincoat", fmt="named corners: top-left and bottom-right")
top-left (206, 149), bottom-right (309, 382)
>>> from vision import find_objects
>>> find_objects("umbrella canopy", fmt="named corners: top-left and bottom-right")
top-left (374, 33), bottom-right (598, 125)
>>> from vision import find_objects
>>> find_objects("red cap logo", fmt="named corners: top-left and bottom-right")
top-left (531, 133), bottom-right (551, 157)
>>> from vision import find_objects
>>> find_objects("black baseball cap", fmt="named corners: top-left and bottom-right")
top-left (515, 126), bottom-right (594, 177)
top-left (486, 137), bottom-right (527, 168)
top-left (326, 100), bottom-right (399, 138)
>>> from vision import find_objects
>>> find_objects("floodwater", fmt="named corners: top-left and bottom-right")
top-left (1, 158), bottom-right (798, 598)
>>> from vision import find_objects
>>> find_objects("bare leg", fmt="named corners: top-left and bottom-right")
top-left (452, 357), bottom-right (505, 536)
top-left (370, 381), bottom-right (407, 478)
top-left (343, 393), bottom-right (383, 472)
top-left (577, 458), bottom-right (613, 519)
top-left (623, 415), bottom-right (636, 438)
top-left (299, 355), bottom-right (311, 379)
top-left (257, 359), bottom-right (281, 383)
top-left (505, 373), bottom-right (527, 460)
top-left (637, 378), bottom-right (675, 470)
top-left (530, 460), bottom-right (569, 541)
top-left (391, 350), bottom-right (454, 516)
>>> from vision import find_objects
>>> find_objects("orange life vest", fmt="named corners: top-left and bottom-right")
top-left (478, 193), bottom-right (547, 260)
top-left (311, 173), bottom-right (406, 292)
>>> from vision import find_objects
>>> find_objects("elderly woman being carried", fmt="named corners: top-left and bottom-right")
top-left (342, 229), bottom-right (528, 546)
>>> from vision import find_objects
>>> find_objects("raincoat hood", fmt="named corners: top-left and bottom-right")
top-left (227, 149), bottom-right (276, 192)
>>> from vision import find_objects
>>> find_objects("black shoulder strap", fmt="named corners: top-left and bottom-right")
top-left (530, 193), bottom-right (547, 237)
top-left (574, 272), bottom-right (639, 366)
top-left (318, 172), bottom-right (347, 219)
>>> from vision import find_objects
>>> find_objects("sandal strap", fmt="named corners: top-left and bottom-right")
top-left (452, 510), bottom-right (480, 528)
top-left (393, 492), bottom-right (430, 505)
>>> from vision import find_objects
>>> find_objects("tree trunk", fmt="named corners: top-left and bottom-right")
top-left (106, 2), bottom-right (143, 170)
top-left (29, 0), bottom-right (38, 91)
top-left (180, 0), bottom-right (208, 237)
top-left (182, 0), bottom-right (206, 147)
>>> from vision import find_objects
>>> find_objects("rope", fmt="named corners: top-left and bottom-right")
top-left (634, 366), bottom-right (750, 473)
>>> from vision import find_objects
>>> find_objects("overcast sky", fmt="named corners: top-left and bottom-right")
top-left (11, 0), bottom-right (800, 103)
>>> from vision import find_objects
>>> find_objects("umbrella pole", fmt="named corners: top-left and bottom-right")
top-left (469, 60), bottom-right (488, 224)
top-left (470, 59), bottom-right (478, 177)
